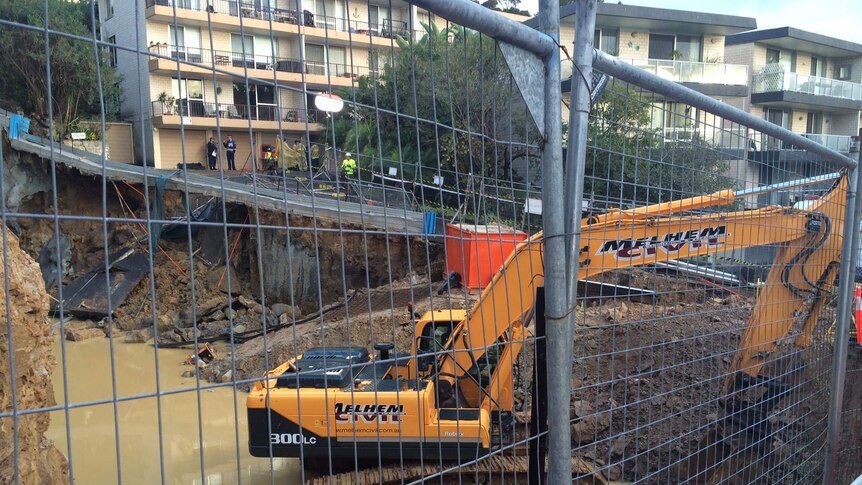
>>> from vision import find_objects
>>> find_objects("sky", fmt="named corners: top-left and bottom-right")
top-left (517, 0), bottom-right (862, 44)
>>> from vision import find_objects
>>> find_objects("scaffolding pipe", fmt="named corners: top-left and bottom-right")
top-left (536, 0), bottom-right (571, 481)
top-left (824, 130), bottom-right (862, 484)
top-left (592, 50), bottom-right (858, 169)
top-left (408, 0), bottom-right (556, 57)
top-left (561, 2), bottom-right (597, 478)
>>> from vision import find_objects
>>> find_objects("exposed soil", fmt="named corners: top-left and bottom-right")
top-left (7, 155), bottom-right (853, 484)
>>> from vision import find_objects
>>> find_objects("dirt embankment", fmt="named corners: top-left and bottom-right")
top-left (0, 230), bottom-right (68, 484)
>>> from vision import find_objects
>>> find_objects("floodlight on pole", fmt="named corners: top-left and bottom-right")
top-left (314, 92), bottom-right (344, 113)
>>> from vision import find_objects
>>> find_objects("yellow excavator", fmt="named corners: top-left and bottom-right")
top-left (247, 169), bottom-right (848, 481)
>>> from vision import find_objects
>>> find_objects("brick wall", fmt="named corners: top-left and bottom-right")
top-left (790, 110), bottom-right (807, 133)
top-left (618, 31), bottom-right (647, 60)
top-left (703, 36), bottom-right (725, 62)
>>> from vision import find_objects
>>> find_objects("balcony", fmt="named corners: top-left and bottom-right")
top-left (147, 44), bottom-right (371, 86)
top-left (151, 100), bottom-right (325, 131)
top-left (622, 58), bottom-right (749, 96)
top-left (751, 67), bottom-right (862, 112)
top-left (144, 0), bottom-right (410, 44)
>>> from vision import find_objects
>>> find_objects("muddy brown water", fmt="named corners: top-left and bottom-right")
top-left (46, 334), bottom-right (303, 484)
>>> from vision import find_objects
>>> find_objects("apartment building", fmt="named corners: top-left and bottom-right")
top-left (98, 0), bottom-right (427, 168)
top-left (526, 4), bottom-right (756, 145)
top-left (725, 27), bottom-right (862, 159)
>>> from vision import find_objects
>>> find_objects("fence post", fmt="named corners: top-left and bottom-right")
top-left (535, 0), bottom-right (572, 482)
top-left (824, 129), bottom-right (862, 484)
top-left (564, 0), bottom-right (597, 369)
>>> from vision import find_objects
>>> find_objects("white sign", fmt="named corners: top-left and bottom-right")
top-left (388, 167), bottom-right (398, 177)
top-left (524, 198), bottom-right (543, 215)
top-left (433, 175), bottom-right (444, 186)
top-left (71, 132), bottom-right (86, 140)
top-left (181, 116), bottom-right (193, 125)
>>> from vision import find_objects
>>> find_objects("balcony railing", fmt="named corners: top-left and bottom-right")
top-left (147, 43), bottom-right (371, 78)
top-left (800, 133), bottom-right (852, 152)
top-left (752, 67), bottom-right (862, 102)
top-left (145, 0), bottom-right (410, 38)
top-left (152, 100), bottom-right (321, 123)
top-left (620, 58), bottom-right (748, 86)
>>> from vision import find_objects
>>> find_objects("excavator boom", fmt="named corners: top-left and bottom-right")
top-left (248, 171), bottom-right (849, 474)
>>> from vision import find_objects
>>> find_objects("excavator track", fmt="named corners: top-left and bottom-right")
top-left (304, 455), bottom-right (605, 485)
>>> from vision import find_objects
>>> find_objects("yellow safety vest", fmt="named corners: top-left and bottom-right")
top-left (341, 158), bottom-right (356, 175)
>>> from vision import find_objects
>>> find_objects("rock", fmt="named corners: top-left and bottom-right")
top-left (124, 328), bottom-right (154, 344)
top-left (233, 325), bottom-right (248, 334)
top-left (220, 370), bottom-right (233, 383)
top-left (115, 317), bottom-right (142, 331)
top-left (279, 312), bottom-right (294, 325)
top-left (637, 358), bottom-right (655, 373)
top-left (157, 314), bottom-right (173, 332)
top-left (181, 370), bottom-right (196, 378)
top-left (206, 310), bottom-right (226, 322)
top-left (252, 303), bottom-right (264, 314)
top-left (159, 330), bottom-right (181, 343)
top-left (200, 320), bottom-right (230, 338)
top-left (609, 437), bottom-right (630, 457)
top-left (271, 303), bottom-right (291, 317)
top-left (224, 307), bottom-right (236, 320)
top-left (601, 302), bottom-right (628, 322)
top-left (571, 400), bottom-right (610, 444)
top-left (604, 465), bottom-right (621, 481)
top-left (238, 295), bottom-right (256, 309)
top-left (65, 327), bottom-right (105, 341)
top-left (0, 231), bottom-right (69, 483)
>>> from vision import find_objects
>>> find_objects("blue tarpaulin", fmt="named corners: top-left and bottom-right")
top-left (8, 115), bottom-right (30, 139)
top-left (423, 211), bottom-right (437, 239)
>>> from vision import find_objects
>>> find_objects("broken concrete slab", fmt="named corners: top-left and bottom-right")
top-left (56, 248), bottom-right (150, 319)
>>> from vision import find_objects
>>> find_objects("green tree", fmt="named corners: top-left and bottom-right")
top-left (327, 22), bottom-right (538, 182)
top-left (0, 0), bottom-right (121, 138)
top-left (585, 83), bottom-right (730, 205)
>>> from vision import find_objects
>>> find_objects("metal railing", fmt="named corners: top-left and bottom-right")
top-left (145, 0), bottom-right (410, 38)
top-left (802, 133), bottom-right (853, 152)
top-left (753, 68), bottom-right (862, 101)
top-left (619, 57), bottom-right (749, 86)
top-left (151, 100), bottom-right (320, 123)
top-left (147, 43), bottom-right (371, 78)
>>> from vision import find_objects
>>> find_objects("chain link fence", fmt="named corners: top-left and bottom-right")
top-left (1, 0), bottom-right (862, 484)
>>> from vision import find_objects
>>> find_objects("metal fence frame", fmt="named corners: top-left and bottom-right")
top-left (2, 0), bottom-right (862, 483)
top-left (411, 0), bottom-right (861, 482)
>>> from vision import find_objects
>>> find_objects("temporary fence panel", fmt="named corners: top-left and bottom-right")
top-left (1, 0), bottom-right (861, 485)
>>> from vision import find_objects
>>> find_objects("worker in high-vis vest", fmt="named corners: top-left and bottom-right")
top-left (340, 152), bottom-right (357, 178)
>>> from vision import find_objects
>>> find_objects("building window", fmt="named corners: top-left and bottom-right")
top-left (172, 78), bottom-right (204, 116)
top-left (766, 48), bottom-right (780, 65)
top-left (593, 29), bottom-right (618, 55)
top-left (305, 43), bottom-right (326, 75)
top-left (107, 35), bottom-right (117, 67)
top-left (838, 64), bottom-right (851, 80)
top-left (106, 0), bottom-right (114, 18)
top-left (304, 43), bottom-right (347, 76)
top-left (675, 35), bottom-right (701, 62)
top-left (647, 34), bottom-right (702, 62)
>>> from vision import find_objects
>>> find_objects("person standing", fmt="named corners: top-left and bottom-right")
top-left (340, 152), bottom-right (356, 179)
top-left (310, 142), bottom-right (321, 169)
top-left (222, 135), bottom-right (237, 171)
top-left (206, 137), bottom-right (218, 170)
top-left (293, 139), bottom-right (308, 171)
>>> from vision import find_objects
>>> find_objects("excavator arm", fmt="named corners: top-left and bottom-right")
top-left (437, 172), bottom-right (848, 417)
